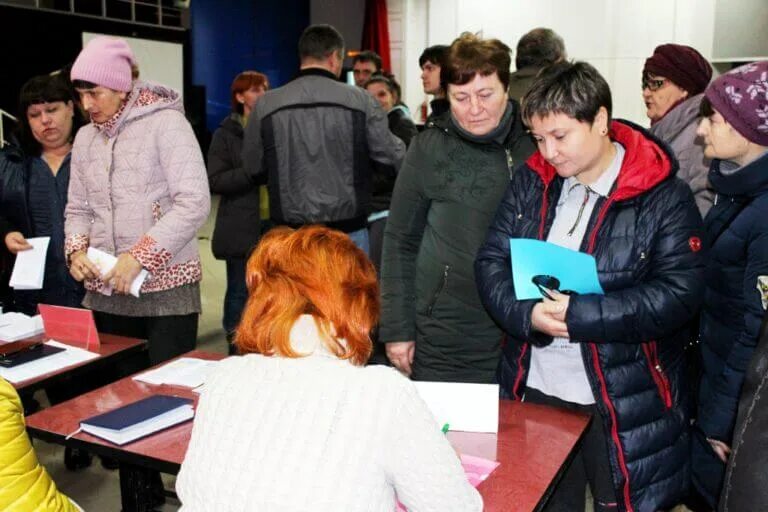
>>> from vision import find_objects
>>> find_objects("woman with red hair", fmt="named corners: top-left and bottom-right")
top-left (177, 226), bottom-right (481, 511)
top-left (207, 71), bottom-right (270, 352)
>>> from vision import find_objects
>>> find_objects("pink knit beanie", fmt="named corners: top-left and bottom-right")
top-left (70, 36), bottom-right (136, 92)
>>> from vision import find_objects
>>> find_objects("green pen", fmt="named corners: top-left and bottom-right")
top-left (441, 423), bottom-right (450, 434)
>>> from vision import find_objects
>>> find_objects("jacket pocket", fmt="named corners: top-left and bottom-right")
top-left (642, 341), bottom-right (673, 410)
top-left (426, 265), bottom-right (450, 317)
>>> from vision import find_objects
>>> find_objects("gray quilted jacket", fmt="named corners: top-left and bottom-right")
top-left (650, 93), bottom-right (714, 217)
top-left (65, 81), bottom-right (210, 293)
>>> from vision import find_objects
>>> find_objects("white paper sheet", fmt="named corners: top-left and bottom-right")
top-left (9, 237), bottom-right (50, 290)
top-left (0, 313), bottom-right (45, 342)
top-left (133, 357), bottom-right (219, 388)
top-left (0, 340), bottom-right (99, 384)
top-left (413, 381), bottom-right (499, 433)
top-left (87, 247), bottom-right (149, 298)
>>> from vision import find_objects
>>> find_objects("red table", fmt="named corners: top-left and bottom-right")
top-left (12, 333), bottom-right (147, 394)
top-left (26, 351), bottom-right (590, 512)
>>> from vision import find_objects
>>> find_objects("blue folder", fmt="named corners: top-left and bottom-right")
top-left (509, 238), bottom-right (604, 300)
top-left (83, 395), bottom-right (193, 430)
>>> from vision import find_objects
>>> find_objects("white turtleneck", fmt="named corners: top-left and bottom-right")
top-left (176, 315), bottom-right (482, 512)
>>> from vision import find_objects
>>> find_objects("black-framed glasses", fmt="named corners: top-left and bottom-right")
top-left (532, 274), bottom-right (577, 300)
top-left (641, 77), bottom-right (667, 91)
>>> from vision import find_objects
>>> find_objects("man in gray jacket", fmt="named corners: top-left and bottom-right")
top-left (242, 24), bottom-right (405, 252)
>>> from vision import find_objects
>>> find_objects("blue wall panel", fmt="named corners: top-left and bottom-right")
top-left (191, 0), bottom-right (309, 131)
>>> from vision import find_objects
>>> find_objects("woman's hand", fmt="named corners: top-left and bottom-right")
top-left (386, 341), bottom-right (415, 377)
top-left (69, 250), bottom-right (101, 282)
top-left (103, 253), bottom-right (143, 295)
top-left (4, 232), bottom-right (32, 254)
top-left (708, 438), bottom-right (731, 463)
top-left (531, 292), bottom-right (571, 338)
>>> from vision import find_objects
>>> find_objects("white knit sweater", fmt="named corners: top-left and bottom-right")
top-left (176, 316), bottom-right (482, 512)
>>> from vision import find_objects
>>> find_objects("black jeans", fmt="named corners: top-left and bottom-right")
top-left (525, 387), bottom-right (618, 512)
top-left (94, 311), bottom-right (198, 366)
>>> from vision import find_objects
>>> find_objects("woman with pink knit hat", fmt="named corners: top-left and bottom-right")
top-left (691, 60), bottom-right (768, 510)
top-left (643, 43), bottom-right (714, 216)
top-left (65, 36), bottom-right (210, 368)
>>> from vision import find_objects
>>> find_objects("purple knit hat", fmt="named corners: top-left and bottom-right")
top-left (70, 37), bottom-right (135, 92)
top-left (705, 61), bottom-right (768, 146)
top-left (644, 44), bottom-right (712, 96)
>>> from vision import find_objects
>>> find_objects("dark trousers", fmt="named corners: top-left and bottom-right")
top-left (223, 258), bottom-right (247, 335)
top-left (366, 217), bottom-right (390, 366)
top-left (94, 311), bottom-right (198, 366)
top-left (525, 387), bottom-right (618, 512)
top-left (368, 217), bottom-right (387, 274)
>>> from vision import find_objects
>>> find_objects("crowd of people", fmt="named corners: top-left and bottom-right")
top-left (1, 21), bottom-right (767, 512)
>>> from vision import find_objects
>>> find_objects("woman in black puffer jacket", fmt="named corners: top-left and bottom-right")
top-left (207, 71), bottom-right (269, 351)
top-left (475, 62), bottom-right (705, 512)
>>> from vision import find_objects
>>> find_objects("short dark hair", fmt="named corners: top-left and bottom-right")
top-left (699, 95), bottom-right (715, 118)
top-left (515, 28), bottom-right (566, 70)
top-left (353, 50), bottom-right (382, 71)
top-left (419, 44), bottom-right (449, 68)
top-left (364, 74), bottom-right (393, 91)
top-left (17, 74), bottom-right (84, 156)
top-left (443, 32), bottom-right (512, 90)
top-left (298, 24), bottom-right (344, 61)
top-left (71, 79), bottom-right (98, 90)
top-left (521, 61), bottom-right (612, 125)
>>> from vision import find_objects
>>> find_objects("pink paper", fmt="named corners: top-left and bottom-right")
top-left (396, 454), bottom-right (499, 511)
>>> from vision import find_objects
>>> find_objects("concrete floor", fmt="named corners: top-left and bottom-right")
top-left (29, 197), bottom-right (693, 511)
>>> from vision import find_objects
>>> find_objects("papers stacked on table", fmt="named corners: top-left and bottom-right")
top-left (86, 247), bottom-right (149, 298)
top-left (77, 395), bottom-right (194, 445)
top-left (0, 340), bottom-right (98, 383)
top-left (133, 357), bottom-right (219, 389)
top-left (0, 313), bottom-right (45, 342)
top-left (9, 237), bottom-right (50, 290)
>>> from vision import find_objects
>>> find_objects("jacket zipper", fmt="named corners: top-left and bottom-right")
top-left (642, 341), bottom-right (673, 409)
top-left (426, 265), bottom-right (450, 317)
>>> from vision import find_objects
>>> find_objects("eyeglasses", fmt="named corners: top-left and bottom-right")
top-left (642, 77), bottom-right (667, 91)
top-left (531, 274), bottom-right (577, 300)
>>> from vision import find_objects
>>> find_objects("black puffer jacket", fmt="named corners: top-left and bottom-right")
top-left (208, 114), bottom-right (264, 259)
top-left (475, 121), bottom-right (705, 511)
top-left (692, 152), bottom-right (768, 506)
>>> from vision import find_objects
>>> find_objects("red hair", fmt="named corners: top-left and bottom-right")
top-left (230, 70), bottom-right (269, 114)
top-left (235, 226), bottom-right (378, 365)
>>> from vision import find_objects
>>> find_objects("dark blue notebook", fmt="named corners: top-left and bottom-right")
top-left (0, 344), bottom-right (65, 368)
top-left (83, 395), bottom-right (193, 431)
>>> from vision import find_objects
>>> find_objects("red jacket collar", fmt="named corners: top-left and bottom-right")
top-left (526, 120), bottom-right (672, 202)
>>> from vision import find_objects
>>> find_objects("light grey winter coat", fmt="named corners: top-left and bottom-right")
top-left (650, 93), bottom-right (713, 217)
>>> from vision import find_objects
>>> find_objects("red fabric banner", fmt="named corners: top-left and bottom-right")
top-left (361, 0), bottom-right (391, 72)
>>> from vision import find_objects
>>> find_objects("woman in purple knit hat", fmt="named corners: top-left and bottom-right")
top-left (691, 60), bottom-right (768, 510)
top-left (643, 43), bottom-right (714, 217)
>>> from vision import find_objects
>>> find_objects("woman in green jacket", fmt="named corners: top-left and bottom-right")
top-left (380, 33), bottom-right (534, 382)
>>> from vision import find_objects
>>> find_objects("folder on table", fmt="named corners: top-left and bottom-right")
top-left (509, 238), bottom-right (604, 300)
top-left (78, 395), bottom-right (194, 446)
top-left (0, 342), bottom-right (64, 368)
